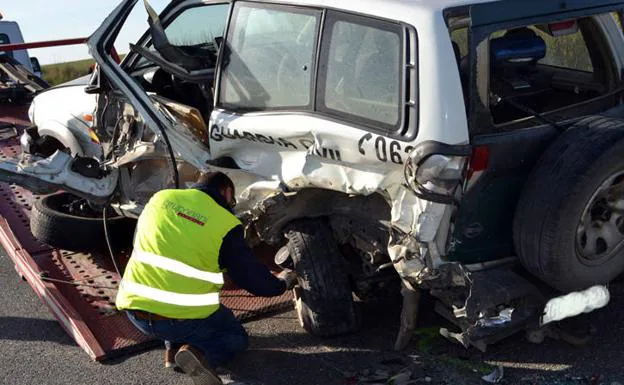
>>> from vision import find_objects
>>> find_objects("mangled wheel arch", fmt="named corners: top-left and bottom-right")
top-left (248, 188), bottom-right (391, 245)
top-left (36, 121), bottom-right (85, 157)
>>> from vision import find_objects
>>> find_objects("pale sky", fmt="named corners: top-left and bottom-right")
top-left (2, 0), bottom-right (170, 64)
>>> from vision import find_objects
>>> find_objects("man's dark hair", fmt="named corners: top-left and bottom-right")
top-left (196, 171), bottom-right (235, 191)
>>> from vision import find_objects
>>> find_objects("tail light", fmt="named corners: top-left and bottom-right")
top-left (467, 145), bottom-right (489, 179)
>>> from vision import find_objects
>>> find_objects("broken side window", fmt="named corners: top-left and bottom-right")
top-left (487, 16), bottom-right (612, 125)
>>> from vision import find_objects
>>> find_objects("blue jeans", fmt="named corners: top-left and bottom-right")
top-left (126, 306), bottom-right (249, 368)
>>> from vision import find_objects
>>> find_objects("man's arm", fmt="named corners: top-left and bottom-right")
top-left (218, 225), bottom-right (287, 297)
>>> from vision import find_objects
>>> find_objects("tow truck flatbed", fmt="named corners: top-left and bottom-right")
top-left (0, 104), bottom-right (293, 361)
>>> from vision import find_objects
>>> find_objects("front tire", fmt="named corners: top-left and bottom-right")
top-left (286, 218), bottom-right (360, 337)
top-left (30, 192), bottom-right (136, 253)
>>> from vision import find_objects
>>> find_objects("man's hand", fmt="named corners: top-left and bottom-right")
top-left (277, 269), bottom-right (298, 290)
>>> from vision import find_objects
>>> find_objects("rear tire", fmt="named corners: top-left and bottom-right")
top-left (286, 218), bottom-right (360, 337)
top-left (30, 192), bottom-right (136, 253)
top-left (514, 116), bottom-right (624, 292)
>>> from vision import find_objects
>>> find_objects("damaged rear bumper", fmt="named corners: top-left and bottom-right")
top-left (431, 264), bottom-right (610, 351)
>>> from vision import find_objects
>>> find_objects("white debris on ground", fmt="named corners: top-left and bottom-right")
top-left (481, 366), bottom-right (504, 384)
top-left (541, 285), bottom-right (610, 326)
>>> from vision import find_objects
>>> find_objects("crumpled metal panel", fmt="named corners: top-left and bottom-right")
top-left (201, 145), bottom-right (468, 287)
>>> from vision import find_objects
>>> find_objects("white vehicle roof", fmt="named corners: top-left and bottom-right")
top-left (244, 0), bottom-right (496, 22)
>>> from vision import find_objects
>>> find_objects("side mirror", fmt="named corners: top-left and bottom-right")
top-left (30, 57), bottom-right (42, 73)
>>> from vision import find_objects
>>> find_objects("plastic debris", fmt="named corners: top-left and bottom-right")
top-left (482, 366), bottom-right (504, 384)
top-left (439, 327), bottom-right (470, 348)
top-left (591, 373), bottom-right (605, 385)
top-left (388, 371), bottom-right (412, 385)
top-left (541, 285), bottom-right (609, 326)
top-left (477, 308), bottom-right (514, 328)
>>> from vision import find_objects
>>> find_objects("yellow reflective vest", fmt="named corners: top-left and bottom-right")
top-left (116, 189), bottom-right (240, 319)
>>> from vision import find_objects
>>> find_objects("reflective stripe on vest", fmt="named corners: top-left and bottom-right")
top-left (131, 249), bottom-right (224, 285)
top-left (119, 280), bottom-right (220, 307)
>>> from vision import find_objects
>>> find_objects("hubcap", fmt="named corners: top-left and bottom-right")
top-left (576, 171), bottom-right (624, 264)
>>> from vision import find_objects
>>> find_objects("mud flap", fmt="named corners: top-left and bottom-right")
top-left (0, 151), bottom-right (117, 202)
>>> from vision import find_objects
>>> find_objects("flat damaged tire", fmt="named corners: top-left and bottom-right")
top-left (514, 116), bottom-right (624, 292)
top-left (286, 218), bottom-right (360, 337)
top-left (30, 192), bottom-right (136, 254)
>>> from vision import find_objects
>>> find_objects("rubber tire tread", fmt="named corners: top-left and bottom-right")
top-left (30, 192), bottom-right (136, 254)
top-left (286, 218), bottom-right (359, 337)
top-left (514, 115), bottom-right (624, 292)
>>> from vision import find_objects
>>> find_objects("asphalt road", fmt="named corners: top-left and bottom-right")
top-left (2, 243), bottom-right (624, 385)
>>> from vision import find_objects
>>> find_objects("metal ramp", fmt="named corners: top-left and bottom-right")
top-left (0, 105), bottom-right (293, 361)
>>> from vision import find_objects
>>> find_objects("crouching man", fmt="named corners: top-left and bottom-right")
top-left (116, 172), bottom-right (296, 385)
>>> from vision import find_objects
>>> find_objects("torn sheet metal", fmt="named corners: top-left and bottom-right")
top-left (0, 151), bottom-right (117, 201)
top-left (88, 0), bottom-right (213, 173)
top-left (477, 308), bottom-right (514, 328)
top-left (383, 154), bottom-right (467, 284)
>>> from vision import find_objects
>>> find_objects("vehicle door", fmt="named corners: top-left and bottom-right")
top-left (0, 0), bottom-right (231, 202)
top-left (92, 0), bottom-right (231, 166)
top-left (210, 1), bottom-right (469, 200)
top-left (448, 1), bottom-right (624, 264)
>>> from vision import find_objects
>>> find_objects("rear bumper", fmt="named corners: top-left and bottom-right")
top-left (432, 264), bottom-right (610, 351)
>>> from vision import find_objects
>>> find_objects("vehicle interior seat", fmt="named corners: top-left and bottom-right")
top-left (488, 28), bottom-right (547, 122)
top-left (490, 28), bottom-right (546, 82)
top-left (150, 69), bottom-right (177, 101)
top-left (150, 68), bottom-right (212, 118)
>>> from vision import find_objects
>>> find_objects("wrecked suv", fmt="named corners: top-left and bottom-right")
top-left (3, 0), bottom-right (624, 349)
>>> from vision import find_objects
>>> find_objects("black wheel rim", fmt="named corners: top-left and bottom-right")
top-left (576, 171), bottom-right (624, 265)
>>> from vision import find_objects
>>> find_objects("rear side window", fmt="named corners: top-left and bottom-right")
top-left (220, 4), bottom-right (321, 109)
top-left (0, 33), bottom-right (13, 58)
top-left (533, 26), bottom-right (593, 72)
top-left (319, 15), bottom-right (402, 127)
top-left (218, 3), bottom-right (409, 136)
top-left (487, 18), bottom-right (607, 125)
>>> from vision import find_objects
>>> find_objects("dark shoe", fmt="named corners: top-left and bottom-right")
top-left (165, 345), bottom-right (178, 369)
top-left (175, 345), bottom-right (223, 385)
